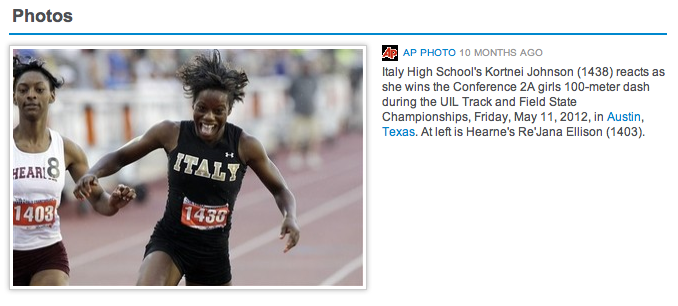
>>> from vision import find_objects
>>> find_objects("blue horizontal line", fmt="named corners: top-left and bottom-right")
top-left (8, 32), bottom-right (668, 36)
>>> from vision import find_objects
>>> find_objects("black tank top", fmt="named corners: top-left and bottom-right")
top-left (155, 121), bottom-right (247, 245)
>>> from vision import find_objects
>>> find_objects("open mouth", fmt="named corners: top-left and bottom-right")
top-left (198, 123), bottom-right (217, 137)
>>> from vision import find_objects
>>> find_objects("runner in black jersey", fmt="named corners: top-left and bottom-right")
top-left (74, 50), bottom-right (300, 286)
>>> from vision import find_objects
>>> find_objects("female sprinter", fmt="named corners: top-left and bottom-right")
top-left (74, 50), bottom-right (300, 286)
top-left (13, 54), bottom-right (136, 286)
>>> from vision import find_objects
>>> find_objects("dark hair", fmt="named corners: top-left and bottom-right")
top-left (13, 54), bottom-right (64, 91)
top-left (176, 49), bottom-right (249, 110)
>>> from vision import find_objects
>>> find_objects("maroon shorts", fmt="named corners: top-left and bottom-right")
top-left (13, 241), bottom-right (70, 286)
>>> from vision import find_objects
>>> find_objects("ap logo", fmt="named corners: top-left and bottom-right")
top-left (382, 45), bottom-right (398, 61)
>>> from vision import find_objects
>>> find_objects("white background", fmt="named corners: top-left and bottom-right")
top-left (4, 1), bottom-right (677, 305)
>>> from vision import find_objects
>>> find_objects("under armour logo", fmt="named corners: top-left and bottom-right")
top-left (225, 152), bottom-right (234, 158)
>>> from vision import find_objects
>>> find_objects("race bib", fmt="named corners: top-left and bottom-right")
top-left (13, 199), bottom-right (58, 227)
top-left (181, 197), bottom-right (230, 230)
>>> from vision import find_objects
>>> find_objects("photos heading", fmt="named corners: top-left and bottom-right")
top-left (13, 9), bottom-right (73, 23)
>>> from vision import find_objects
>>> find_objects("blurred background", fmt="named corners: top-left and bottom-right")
top-left (11, 48), bottom-right (364, 286)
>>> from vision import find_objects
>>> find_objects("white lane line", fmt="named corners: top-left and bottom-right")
top-left (235, 153), bottom-right (362, 208)
top-left (320, 255), bottom-right (363, 286)
top-left (69, 147), bottom-right (362, 268)
top-left (70, 231), bottom-right (151, 267)
top-left (230, 185), bottom-right (363, 259)
top-left (71, 185), bottom-right (363, 267)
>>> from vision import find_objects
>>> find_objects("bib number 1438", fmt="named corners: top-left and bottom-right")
top-left (181, 200), bottom-right (230, 230)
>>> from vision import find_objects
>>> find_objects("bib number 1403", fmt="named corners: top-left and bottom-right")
top-left (13, 199), bottom-right (57, 226)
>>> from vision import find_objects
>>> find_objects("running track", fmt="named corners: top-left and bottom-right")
top-left (58, 132), bottom-right (364, 287)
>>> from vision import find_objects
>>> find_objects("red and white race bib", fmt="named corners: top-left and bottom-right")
top-left (181, 198), bottom-right (230, 230)
top-left (13, 199), bottom-right (58, 227)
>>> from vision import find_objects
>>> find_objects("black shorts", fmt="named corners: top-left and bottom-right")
top-left (13, 241), bottom-right (70, 286)
top-left (144, 229), bottom-right (231, 285)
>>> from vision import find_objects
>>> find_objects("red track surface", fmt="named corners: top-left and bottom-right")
top-left (58, 132), bottom-right (364, 287)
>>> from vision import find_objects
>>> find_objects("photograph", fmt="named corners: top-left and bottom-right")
top-left (11, 47), bottom-right (365, 287)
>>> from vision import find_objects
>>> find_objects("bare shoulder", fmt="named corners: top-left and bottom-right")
top-left (238, 130), bottom-right (259, 147)
top-left (238, 130), bottom-right (267, 164)
top-left (156, 119), bottom-right (181, 128)
top-left (145, 120), bottom-right (181, 147)
top-left (151, 120), bottom-right (181, 136)
top-left (61, 135), bottom-right (87, 167)
top-left (62, 135), bottom-right (84, 156)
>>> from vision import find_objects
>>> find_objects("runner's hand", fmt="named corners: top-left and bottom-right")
top-left (280, 216), bottom-right (300, 253)
top-left (109, 184), bottom-right (136, 209)
top-left (73, 174), bottom-right (99, 200)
